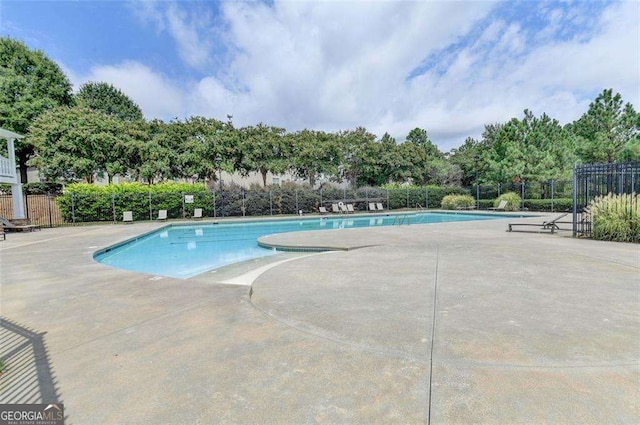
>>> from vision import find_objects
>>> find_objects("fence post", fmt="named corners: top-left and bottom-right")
top-left (365, 187), bottom-right (368, 207)
top-left (343, 186), bottom-right (346, 203)
top-left (320, 187), bottom-right (323, 207)
top-left (551, 180), bottom-right (555, 212)
top-left (269, 190), bottom-right (273, 216)
top-left (498, 183), bottom-right (501, 197)
top-left (295, 190), bottom-right (299, 214)
top-left (112, 193), bottom-right (116, 223)
top-left (182, 192), bottom-right (185, 219)
top-left (148, 192), bottom-right (152, 221)
top-left (46, 192), bottom-right (53, 227)
top-left (213, 190), bottom-right (217, 218)
top-left (387, 190), bottom-right (390, 210)
top-left (572, 164), bottom-right (578, 237)
top-left (23, 189), bottom-right (29, 220)
top-left (242, 190), bottom-right (246, 216)
top-left (521, 181), bottom-right (525, 211)
top-left (406, 187), bottom-right (409, 208)
top-left (425, 188), bottom-right (428, 209)
top-left (71, 193), bottom-right (76, 226)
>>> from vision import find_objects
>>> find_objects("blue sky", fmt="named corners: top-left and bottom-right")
top-left (1, 0), bottom-right (638, 151)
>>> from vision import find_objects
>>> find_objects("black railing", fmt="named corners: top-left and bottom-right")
top-left (0, 179), bottom-right (576, 227)
top-left (573, 162), bottom-right (640, 237)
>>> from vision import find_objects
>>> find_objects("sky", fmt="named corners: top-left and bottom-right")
top-left (1, 0), bottom-right (638, 152)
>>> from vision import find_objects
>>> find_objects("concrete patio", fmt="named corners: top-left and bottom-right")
top-left (0, 213), bottom-right (638, 424)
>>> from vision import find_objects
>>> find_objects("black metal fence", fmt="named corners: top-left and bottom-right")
top-left (573, 162), bottom-right (640, 238)
top-left (0, 179), bottom-right (575, 227)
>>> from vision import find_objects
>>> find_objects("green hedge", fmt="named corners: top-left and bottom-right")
top-left (57, 182), bottom-right (574, 223)
top-left (383, 185), bottom-right (469, 209)
top-left (57, 182), bottom-right (213, 222)
top-left (524, 198), bottom-right (573, 212)
top-left (441, 194), bottom-right (475, 210)
top-left (0, 182), bottom-right (63, 195)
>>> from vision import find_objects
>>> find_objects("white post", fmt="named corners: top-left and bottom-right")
top-left (7, 138), bottom-right (25, 218)
top-left (7, 138), bottom-right (16, 177)
top-left (11, 183), bottom-right (25, 219)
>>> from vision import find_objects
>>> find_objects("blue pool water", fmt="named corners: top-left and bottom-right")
top-left (94, 212), bottom-right (511, 279)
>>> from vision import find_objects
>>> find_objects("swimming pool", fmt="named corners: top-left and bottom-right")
top-left (94, 212), bottom-right (513, 279)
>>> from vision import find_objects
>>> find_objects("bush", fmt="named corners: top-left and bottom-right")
top-left (524, 198), bottom-right (573, 212)
top-left (495, 192), bottom-right (522, 211)
top-left (57, 182), bottom-right (213, 222)
top-left (589, 193), bottom-right (640, 242)
top-left (382, 185), bottom-right (469, 209)
top-left (0, 182), bottom-right (63, 195)
top-left (441, 194), bottom-right (475, 210)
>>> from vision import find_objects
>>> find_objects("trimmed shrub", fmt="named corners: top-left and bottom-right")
top-left (524, 198), bottom-right (573, 212)
top-left (382, 184), bottom-right (469, 209)
top-left (441, 194), bottom-right (475, 210)
top-left (589, 193), bottom-right (640, 242)
top-left (495, 192), bottom-right (522, 211)
top-left (57, 182), bottom-right (213, 222)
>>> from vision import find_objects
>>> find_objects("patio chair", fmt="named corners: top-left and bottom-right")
top-left (157, 209), bottom-right (168, 220)
top-left (318, 206), bottom-right (328, 215)
top-left (376, 203), bottom-right (384, 211)
top-left (0, 217), bottom-right (41, 232)
top-left (369, 202), bottom-right (377, 212)
top-left (123, 211), bottom-right (133, 223)
top-left (331, 204), bottom-right (341, 213)
top-left (346, 204), bottom-right (355, 214)
top-left (488, 200), bottom-right (508, 211)
top-left (339, 203), bottom-right (349, 214)
top-left (507, 213), bottom-right (570, 234)
top-left (193, 208), bottom-right (203, 219)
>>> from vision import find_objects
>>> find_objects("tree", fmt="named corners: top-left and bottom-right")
top-left (337, 127), bottom-right (378, 188)
top-left (289, 130), bottom-right (340, 187)
top-left (76, 82), bottom-right (143, 121)
top-left (405, 127), bottom-right (442, 158)
top-left (572, 89), bottom-right (640, 163)
top-left (28, 106), bottom-right (127, 183)
top-left (448, 137), bottom-right (481, 186)
top-left (120, 120), bottom-right (175, 184)
top-left (236, 123), bottom-right (288, 187)
top-left (483, 110), bottom-right (575, 184)
top-left (0, 37), bottom-right (74, 182)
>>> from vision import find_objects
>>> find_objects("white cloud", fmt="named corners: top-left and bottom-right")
top-left (113, 0), bottom-right (639, 151)
top-left (78, 61), bottom-right (185, 120)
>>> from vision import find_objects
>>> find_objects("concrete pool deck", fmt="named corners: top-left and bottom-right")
top-left (0, 213), bottom-right (638, 424)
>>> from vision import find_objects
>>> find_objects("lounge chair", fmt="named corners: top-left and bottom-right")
top-left (123, 211), bottom-right (133, 223)
top-left (339, 204), bottom-right (348, 214)
top-left (318, 206), bottom-right (328, 215)
top-left (0, 217), bottom-right (41, 232)
top-left (376, 203), bottom-right (384, 211)
top-left (157, 209), bottom-right (168, 220)
top-left (193, 208), bottom-right (203, 219)
top-left (488, 200), bottom-right (508, 211)
top-left (369, 202), bottom-right (377, 212)
top-left (346, 204), bottom-right (355, 214)
top-left (507, 213), bottom-right (570, 234)
top-left (331, 204), bottom-right (341, 213)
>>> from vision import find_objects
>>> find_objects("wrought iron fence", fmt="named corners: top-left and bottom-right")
top-left (573, 162), bottom-right (640, 238)
top-left (0, 193), bottom-right (63, 227)
top-left (0, 179), bottom-right (577, 227)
